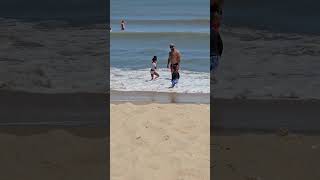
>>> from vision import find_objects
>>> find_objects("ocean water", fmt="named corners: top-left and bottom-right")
top-left (214, 0), bottom-right (320, 99)
top-left (0, 0), bottom-right (107, 24)
top-left (0, 0), bottom-right (108, 93)
top-left (0, 19), bottom-right (107, 93)
top-left (111, 0), bottom-right (210, 93)
top-left (222, 0), bottom-right (320, 35)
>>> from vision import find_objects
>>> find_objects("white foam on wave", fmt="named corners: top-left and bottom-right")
top-left (111, 68), bottom-right (209, 93)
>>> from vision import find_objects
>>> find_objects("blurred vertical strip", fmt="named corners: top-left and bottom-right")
top-left (211, 0), bottom-right (224, 179)
top-left (210, 0), bottom-right (223, 87)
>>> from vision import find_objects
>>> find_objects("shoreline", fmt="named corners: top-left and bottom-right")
top-left (110, 90), bottom-right (210, 104)
top-left (0, 90), bottom-right (108, 126)
top-left (1, 90), bottom-right (320, 133)
top-left (212, 97), bottom-right (320, 134)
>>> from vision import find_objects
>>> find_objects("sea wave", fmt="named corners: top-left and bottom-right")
top-left (111, 19), bottom-right (209, 25)
top-left (111, 31), bottom-right (209, 38)
top-left (111, 68), bottom-right (209, 93)
top-left (214, 25), bottom-right (320, 100)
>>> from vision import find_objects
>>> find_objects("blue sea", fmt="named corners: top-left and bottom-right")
top-left (110, 0), bottom-right (210, 93)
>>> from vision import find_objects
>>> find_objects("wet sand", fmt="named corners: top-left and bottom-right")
top-left (111, 90), bottom-right (210, 104)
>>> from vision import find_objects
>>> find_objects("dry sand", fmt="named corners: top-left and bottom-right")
top-left (212, 98), bottom-right (320, 180)
top-left (0, 128), bottom-right (108, 180)
top-left (212, 133), bottom-right (320, 180)
top-left (111, 103), bottom-right (210, 180)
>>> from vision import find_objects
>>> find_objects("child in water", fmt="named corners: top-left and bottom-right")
top-left (150, 56), bottom-right (159, 80)
top-left (170, 64), bottom-right (180, 88)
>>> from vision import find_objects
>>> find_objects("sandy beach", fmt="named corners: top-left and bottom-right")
top-left (0, 128), bottom-right (108, 180)
top-left (212, 98), bottom-right (320, 180)
top-left (212, 133), bottom-right (320, 180)
top-left (0, 91), bottom-right (109, 178)
top-left (110, 1), bottom-right (210, 178)
top-left (111, 103), bottom-right (210, 180)
top-left (0, 91), bottom-right (108, 126)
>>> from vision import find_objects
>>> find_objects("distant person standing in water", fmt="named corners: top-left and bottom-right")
top-left (120, 20), bottom-right (126, 31)
top-left (167, 43), bottom-right (181, 78)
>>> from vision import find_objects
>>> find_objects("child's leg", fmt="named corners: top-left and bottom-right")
top-left (151, 73), bottom-right (154, 80)
top-left (154, 71), bottom-right (159, 78)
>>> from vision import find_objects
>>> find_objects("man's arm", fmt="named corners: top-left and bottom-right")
top-left (177, 51), bottom-right (181, 63)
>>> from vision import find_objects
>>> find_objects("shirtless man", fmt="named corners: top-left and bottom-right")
top-left (167, 43), bottom-right (181, 74)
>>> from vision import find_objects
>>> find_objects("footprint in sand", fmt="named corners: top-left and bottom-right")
top-left (226, 163), bottom-right (237, 172)
top-left (163, 135), bottom-right (170, 141)
top-left (135, 136), bottom-right (146, 146)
